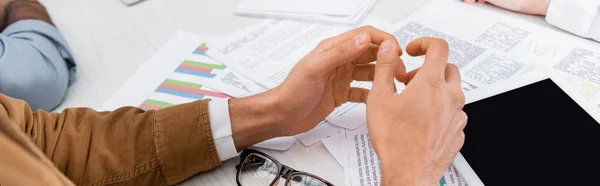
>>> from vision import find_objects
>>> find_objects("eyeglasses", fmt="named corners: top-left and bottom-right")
top-left (235, 149), bottom-right (334, 186)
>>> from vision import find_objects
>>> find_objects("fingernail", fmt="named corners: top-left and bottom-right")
top-left (378, 41), bottom-right (393, 54)
top-left (354, 33), bottom-right (367, 46)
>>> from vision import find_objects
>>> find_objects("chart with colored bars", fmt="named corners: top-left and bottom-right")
top-left (139, 43), bottom-right (231, 110)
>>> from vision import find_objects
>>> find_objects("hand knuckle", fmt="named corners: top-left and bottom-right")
top-left (458, 132), bottom-right (465, 142)
top-left (302, 61), bottom-right (320, 73)
top-left (375, 61), bottom-right (395, 72)
top-left (425, 75), bottom-right (443, 88)
top-left (335, 43), bottom-right (348, 54)
top-left (454, 92), bottom-right (466, 107)
top-left (436, 39), bottom-right (450, 50)
top-left (317, 38), bottom-right (334, 51)
top-left (460, 111), bottom-right (468, 125)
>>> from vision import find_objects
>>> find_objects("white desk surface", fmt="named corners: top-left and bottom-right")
top-left (38, 0), bottom-right (549, 185)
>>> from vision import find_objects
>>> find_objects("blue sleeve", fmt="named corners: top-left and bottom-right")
top-left (0, 20), bottom-right (77, 111)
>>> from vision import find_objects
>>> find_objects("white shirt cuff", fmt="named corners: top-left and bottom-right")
top-left (545, 0), bottom-right (600, 40)
top-left (208, 98), bottom-right (238, 161)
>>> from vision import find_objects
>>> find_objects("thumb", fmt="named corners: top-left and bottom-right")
top-left (372, 40), bottom-right (400, 93)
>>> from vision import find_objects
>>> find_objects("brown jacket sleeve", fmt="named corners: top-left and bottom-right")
top-left (0, 94), bottom-right (221, 185)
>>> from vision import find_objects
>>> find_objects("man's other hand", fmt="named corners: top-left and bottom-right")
top-left (463, 0), bottom-right (550, 15)
top-left (367, 38), bottom-right (467, 185)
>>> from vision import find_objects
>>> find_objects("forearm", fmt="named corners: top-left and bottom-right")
top-left (229, 88), bottom-right (287, 151)
top-left (0, 94), bottom-right (220, 185)
top-left (5, 0), bottom-right (52, 27)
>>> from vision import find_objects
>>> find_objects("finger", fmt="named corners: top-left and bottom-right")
top-left (403, 68), bottom-right (419, 85)
top-left (444, 64), bottom-right (461, 86)
top-left (372, 40), bottom-right (400, 93)
top-left (477, 0), bottom-right (486, 4)
top-left (405, 37), bottom-right (450, 79)
top-left (320, 26), bottom-right (401, 51)
top-left (353, 64), bottom-right (376, 81)
top-left (348, 87), bottom-right (370, 103)
top-left (395, 57), bottom-right (408, 83)
top-left (314, 33), bottom-right (372, 71)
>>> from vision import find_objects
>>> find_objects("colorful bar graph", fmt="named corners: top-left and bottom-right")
top-left (139, 43), bottom-right (232, 111)
top-left (174, 60), bottom-right (227, 78)
top-left (193, 43), bottom-right (209, 55)
top-left (155, 87), bottom-right (206, 100)
top-left (174, 68), bottom-right (216, 78)
top-left (182, 60), bottom-right (226, 70)
top-left (178, 64), bottom-right (213, 73)
top-left (163, 79), bottom-right (202, 89)
top-left (158, 83), bottom-right (229, 98)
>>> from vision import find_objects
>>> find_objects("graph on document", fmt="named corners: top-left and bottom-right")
top-left (139, 43), bottom-right (231, 110)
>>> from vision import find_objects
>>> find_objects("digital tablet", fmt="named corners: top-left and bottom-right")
top-left (453, 70), bottom-right (600, 186)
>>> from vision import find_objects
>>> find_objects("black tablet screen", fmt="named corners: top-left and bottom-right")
top-left (460, 79), bottom-right (600, 185)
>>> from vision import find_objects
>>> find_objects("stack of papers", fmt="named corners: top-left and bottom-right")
top-left (235, 0), bottom-right (377, 24)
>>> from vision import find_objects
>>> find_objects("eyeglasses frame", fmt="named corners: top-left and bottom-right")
top-left (235, 149), bottom-right (334, 186)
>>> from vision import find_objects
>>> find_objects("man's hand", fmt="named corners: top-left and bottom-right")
top-left (272, 26), bottom-right (404, 136)
top-left (464, 0), bottom-right (550, 15)
top-left (228, 26), bottom-right (403, 150)
top-left (366, 38), bottom-right (467, 185)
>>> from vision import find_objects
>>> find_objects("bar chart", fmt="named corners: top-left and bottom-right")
top-left (139, 43), bottom-right (231, 110)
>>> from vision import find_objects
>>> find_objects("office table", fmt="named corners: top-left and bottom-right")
top-left (39, 0), bottom-right (549, 185)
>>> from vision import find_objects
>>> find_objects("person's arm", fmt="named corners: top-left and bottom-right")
top-left (0, 94), bottom-right (226, 185)
top-left (0, 0), bottom-right (76, 111)
top-left (545, 0), bottom-right (600, 41)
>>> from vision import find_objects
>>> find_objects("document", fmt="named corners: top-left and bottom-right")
top-left (235, 0), bottom-right (377, 24)
top-left (322, 126), bottom-right (466, 186)
top-left (394, 22), bottom-right (488, 69)
top-left (208, 19), bottom-right (342, 88)
top-left (553, 48), bottom-right (600, 85)
top-left (475, 22), bottom-right (531, 52)
top-left (386, 0), bottom-right (600, 99)
top-left (295, 120), bottom-right (343, 146)
top-left (204, 68), bottom-right (268, 98)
